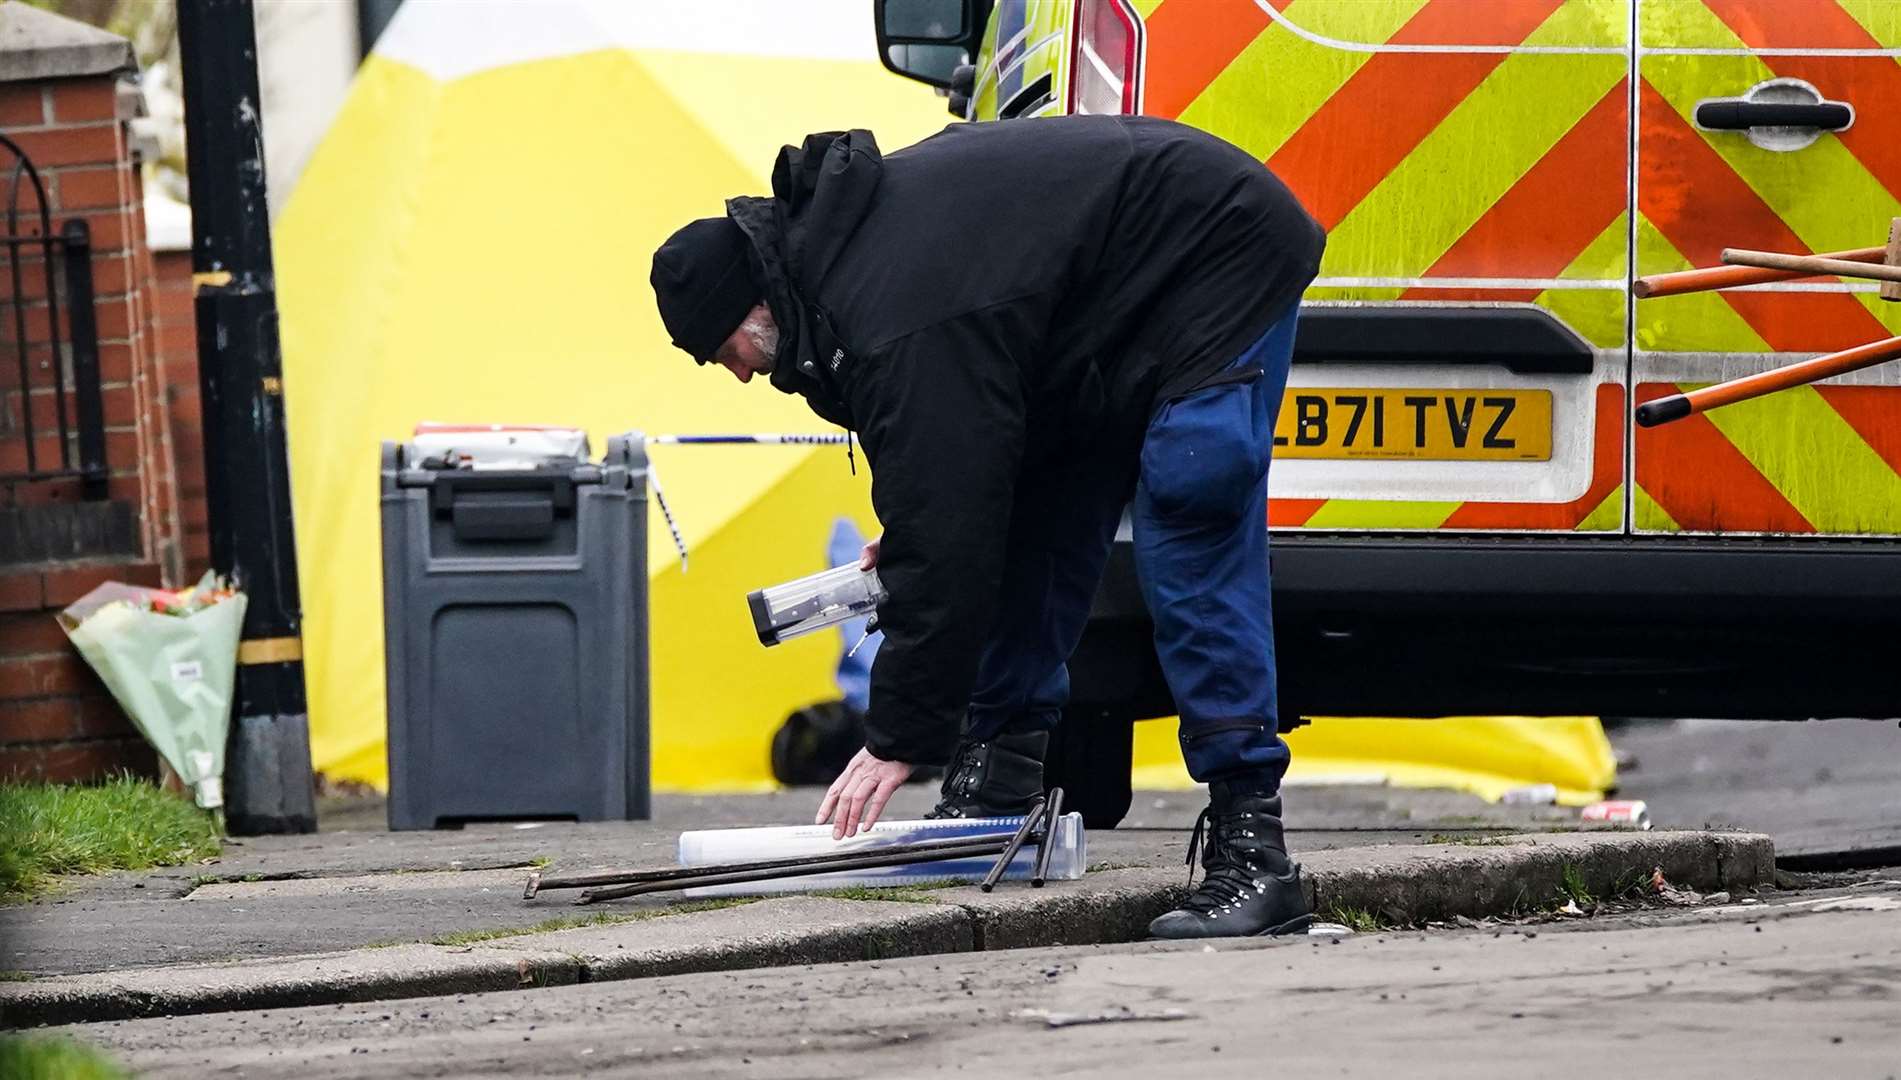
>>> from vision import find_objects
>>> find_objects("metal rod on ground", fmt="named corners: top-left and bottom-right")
top-left (980, 797), bottom-right (1048, 893)
top-left (528, 830), bottom-right (1040, 899)
top-left (1631, 245), bottom-right (1885, 298)
top-left (1882, 218), bottom-right (1901, 304)
top-left (1635, 335), bottom-right (1901, 427)
top-left (576, 838), bottom-right (1023, 904)
top-left (1031, 787), bottom-right (1066, 887)
top-left (1720, 248), bottom-right (1901, 285)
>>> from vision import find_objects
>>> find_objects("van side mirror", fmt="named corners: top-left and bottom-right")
top-left (874, 0), bottom-right (986, 90)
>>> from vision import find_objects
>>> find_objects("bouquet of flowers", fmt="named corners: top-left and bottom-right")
top-left (57, 573), bottom-right (247, 813)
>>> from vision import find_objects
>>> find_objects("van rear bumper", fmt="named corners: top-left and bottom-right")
top-left (1073, 535), bottom-right (1901, 721)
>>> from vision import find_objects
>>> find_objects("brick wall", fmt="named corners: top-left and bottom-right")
top-left (152, 248), bottom-right (208, 570)
top-left (0, 561), bottom-right (161, 781)
top-left (1, 77), bottom-right (179, 543)
top-left (2, 68), bottom-right (184, 783)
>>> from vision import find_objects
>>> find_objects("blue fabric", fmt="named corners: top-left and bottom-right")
top-left (960, 305), bottom-right (1300, 792)
top-left (1133, 305), bottom-right (1299, 790)
top-left (963, 441), bottom-right (1130, 741)
top-left (829, 518), bottom-right (881, 712)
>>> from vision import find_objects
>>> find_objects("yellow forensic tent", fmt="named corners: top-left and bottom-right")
top-left (276, 0), bottom-right (952, 791)
top-left (1133, 716), bottom-right (1616, 807)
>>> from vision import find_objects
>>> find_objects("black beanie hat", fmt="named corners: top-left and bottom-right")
top-left (651, 216), bottom-right (760, 364)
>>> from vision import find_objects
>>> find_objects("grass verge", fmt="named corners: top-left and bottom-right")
top-left (0, 777), bottom-right (221, 902)
top-left (0, 1035), bottom-right (127, 1080)
top-left (1324, 903), bottom-right (1393, 934)
top-left (810, 879), bottom-right (963, 904)
top-left (429, 898), bottom-right (761, 946)
top-left (1559, 863), bottom-right (1595, 907)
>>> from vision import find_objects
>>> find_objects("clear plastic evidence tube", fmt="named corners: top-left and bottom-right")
top-left (747, 562), bottom-right (886, 646)
top-left (675, 813), bottom-right (1087, 897)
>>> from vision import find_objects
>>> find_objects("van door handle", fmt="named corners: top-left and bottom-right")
top-left (1695, 101), bottom-right (1852, 131)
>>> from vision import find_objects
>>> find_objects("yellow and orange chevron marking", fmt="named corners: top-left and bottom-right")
top-left (1406, 82), bottom-right (1626, 300)
top-left (1637, 0), bottom-right (1901, 355)
top-left (1635, 383), bottom-right (1901, 534)
top-left (1636, 0), bottom-right (1901, 534)
top-left (1137, 0), bottom-right (1901, 536)
top-left (1264, 0), bottom-right (1572, 236)
top-left (1148, 0), bottom-right (1629, 291)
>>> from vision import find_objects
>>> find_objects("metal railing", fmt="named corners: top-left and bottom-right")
top-left (2, 131), bottom-right (106, 496)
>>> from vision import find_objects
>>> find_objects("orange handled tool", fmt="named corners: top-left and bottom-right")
top-left (1635, 335), bottom-right (1901, 427)
top-left (1721, 248), bottom-right (1901, 284)
top-left (1631, 245), bottom-right (1886, 298)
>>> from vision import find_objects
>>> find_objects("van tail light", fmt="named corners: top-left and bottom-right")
top-left (1068, 0), bottom-right (1144, 115)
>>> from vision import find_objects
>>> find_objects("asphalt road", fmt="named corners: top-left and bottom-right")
top-left (76, 876), bottom-right (1901, 1079)
top-left (1611, 717), bottom-right (1901, 861)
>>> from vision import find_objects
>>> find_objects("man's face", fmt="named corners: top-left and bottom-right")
top-left (712, 304), bottom-right (778, 384)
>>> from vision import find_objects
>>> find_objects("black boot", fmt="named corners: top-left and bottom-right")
top-left (925, 728), bottom-right (1049, 819)
top-left (1147, 781), bottom-right (1311, 939)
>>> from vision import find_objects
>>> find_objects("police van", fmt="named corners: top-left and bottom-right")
top-left (874, 0), bottom-right (1901, 824)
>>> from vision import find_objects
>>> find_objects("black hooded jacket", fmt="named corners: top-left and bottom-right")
top-left (727, 115), bottom-right (1324, 766)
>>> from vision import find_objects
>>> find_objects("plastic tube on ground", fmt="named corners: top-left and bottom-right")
top-left (675, 813), bottom-right (1087, 897)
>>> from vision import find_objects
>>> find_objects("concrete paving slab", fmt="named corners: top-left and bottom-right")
top-left (0, 897), bottom-right (973, 1028)
top-left (0, 827), bottom-right (1475, 977)
top-left (937, 867), bottom-right (1187, 951)
top-left (1304, 830), bottom-right (1775, 924)
top-left (0, 943), bottom-right (579, 1029)
top-left (941, 830), bottom-right (1774, 948)
top-left (77, 882), bottom-right (1901, 1079)
top-left (188, 868), bottom-right (525, 901)
top-left (481, 896), bottom-right (972, 979)
top-left (0, 830), bottom-right (1774, 1028)
top-left (0, 783), bottom-right (1549, 979)
top-left (1124, 784), bottom-right (1578, 832)
top-left (2, 863), bottom-right (611, 976)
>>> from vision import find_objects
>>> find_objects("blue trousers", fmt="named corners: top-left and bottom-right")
top-left (964, 306), bottom-right (1300, 791)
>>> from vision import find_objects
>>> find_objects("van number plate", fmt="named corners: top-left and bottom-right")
top-left (1272, 388), bottom-right (1552, 462)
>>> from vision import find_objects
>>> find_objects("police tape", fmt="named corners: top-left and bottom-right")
top-left (641, 433), bottom-right (858, 571)
top-left (648, 433), bottom-right (854, 445)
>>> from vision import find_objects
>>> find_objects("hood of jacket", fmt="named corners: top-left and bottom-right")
top-left (727, 129), bottom-right (883, 424)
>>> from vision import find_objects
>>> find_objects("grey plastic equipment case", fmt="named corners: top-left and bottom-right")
top-left (379, 435), bottom-right (651, 830)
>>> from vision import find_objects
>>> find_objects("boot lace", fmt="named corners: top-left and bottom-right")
top-left (1178, 806), bottom-right (1272, 914)
top-left (947, 742), bottom-right (985, 797)
top-left (926, 743), bottom-right (986, 818)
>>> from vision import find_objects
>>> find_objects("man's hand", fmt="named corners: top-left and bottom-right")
top-left (816, 747), bottom-right (915, 839)
top-left (858, 535), bottom-right (882, 570)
